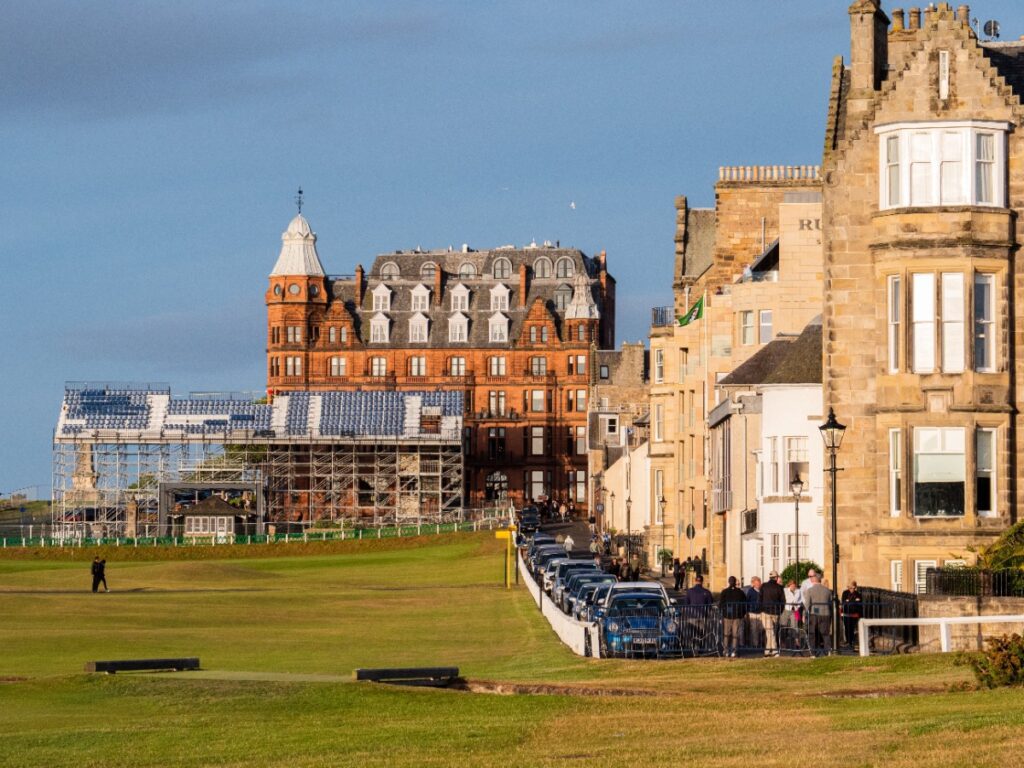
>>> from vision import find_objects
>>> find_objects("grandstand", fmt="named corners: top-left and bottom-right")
top-left (52, 383), bottom-right (464, 537)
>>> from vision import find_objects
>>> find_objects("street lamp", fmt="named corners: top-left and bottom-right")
top-left (790, 475), bottom-right (804, 577)
top-left (659, 495), bottom-right (667, 575)
top-left (625, 496), bottom-right (632, 559)
top-left (818, 407), bottom-right (847, 653)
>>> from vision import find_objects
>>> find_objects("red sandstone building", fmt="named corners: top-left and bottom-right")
top-left (266, 213), bottom-right (616, 510)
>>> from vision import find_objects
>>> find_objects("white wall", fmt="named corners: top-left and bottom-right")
top-left (601, 440), bottom-right (650, 535)
top-left (743, 384), bottom-right (825, 581)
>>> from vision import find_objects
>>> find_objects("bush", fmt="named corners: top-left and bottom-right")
top-left (781, 560), bottom-right (823, 586)
top-left (958, 633), bottom-right (1024, 689)
top-left (657, 548), bottom-right (674, 566)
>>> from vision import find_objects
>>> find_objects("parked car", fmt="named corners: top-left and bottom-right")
top-left (517, 509), bottom-right (541, 535)
top-left (529, 546), bottom-right (565, 575)
top-left (600, 592), bottom-right (681, 658)
top-left (584, 582), bottom-right (617, 622)
top-left (563, 574), bottom-right (617, 615)
top-left (551, 563), bottom-right (602, 606)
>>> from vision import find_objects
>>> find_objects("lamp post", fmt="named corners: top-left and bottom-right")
top-left (625, 496), bottom-right (632, 559)
top-left (818, 407), bottom-right (847, 653)
top-left (609, 491), bottom-right (615, 540)
top-left (790, 476), bottom-right (804, 577)
top-left (659, 495), bottom-right (667, 575)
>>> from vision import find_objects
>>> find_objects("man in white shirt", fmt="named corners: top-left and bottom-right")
top-left (800, 568), bottom-right (818, 593)
top-left (780, 578), bottom-right (803, 649)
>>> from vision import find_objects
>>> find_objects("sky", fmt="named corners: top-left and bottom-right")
top-left (2, 0), bottom-right (1022, 494)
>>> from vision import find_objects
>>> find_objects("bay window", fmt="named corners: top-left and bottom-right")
top-left (877, 121), bottom-right (1007, 209)
top-left (976, 428), bottom-right (996, 517)
top-left (911, 273), bottom-right (935, 372)
top-left (913, 427), bottom-right (965, 517)
top-left (940, 273), bottom-right (964, 373)
top-left (974, 273), bottom-right (995, 372)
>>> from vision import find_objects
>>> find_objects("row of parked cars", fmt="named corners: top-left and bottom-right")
top-left (522, 531), bottom-right (686, 658)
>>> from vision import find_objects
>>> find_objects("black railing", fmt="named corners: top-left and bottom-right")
top-left (651, 306), bottom-right (675, 328)
top-left (859, 586), bottom-right (919, 650)
top-left (925, 567), bottom-right (1024, 598)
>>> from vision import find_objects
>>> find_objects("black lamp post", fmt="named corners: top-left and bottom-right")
top-left (790, 475), bottom-right (804, 576)
top-left (818, 407), bottom-right (847, 653)
top-left (625, 496), bottom-right (632, 559)
top-left (609, 491), bottom-right (615, 541)
top-left (659, 495), bottom-right (667, 575)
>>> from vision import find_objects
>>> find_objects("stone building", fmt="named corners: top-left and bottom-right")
top-left (589, 342), bottom-right (649, 520)
top-left (822, 1), bottom-right (1023, 591)
top-left (265, 213), bottom-right (616, 510)
top-left (648, 171), bottom-right (823, 585)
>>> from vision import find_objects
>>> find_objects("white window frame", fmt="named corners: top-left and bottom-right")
top-left (409, 356), bottom-right (426, 377)
top-left (976, 427), bottom-right (996, 518)
top-left (371, 284), bottom-right (391, 312)
top-left (410, 284), bottom-right (430, 312)
top-left (889, 428), bottom-right (902, 517)
top-left (370, 314), bottom-right (390, 344)
top-left (488, 356), bottom-right (506, 376)
top-left (488, 313), bottom-right (508, 343)
top-left (740, 311), bottom-right (754, 345)
top-left (555, 257), bottom-right (574, 278)
top-left (531, 426), bottom-right (544, 456)
top-left (974, 273), bottom-right (996, 372)
top-left (408, 313), bottom-right (429, 343)
top-left (914, 560), bottom-right (937, 595)
top-left (380, 261), bottom-right (400, 280)
top-left (450, 284), bottom-right (470, 312)
top-left (876, 121), bottom-right (1008, 210)
top-left (758, 309), bottom-right (773, 344)
top-left (785, 436), bottom-right (808, 486)
top-left (329, 356), bottom-right (346, 377)
top-left (890, 560), bottom-right (904, 593)
top-left (489, 284), bottom-right (509, 312)
top-left (654, 349), bottom-right (664, 383)
top-left (534, 257), bottom-right (552, 278)
top-left (530, 390), bottom-right (544, 412)
top-left (370, 357), bottom-right (387, 377)
top-left (448, 312), bottom-right (468, 343)
top-left (654, 403), bottom-right (664, 443)
top-left (887, 275), bottom-right (901, 373)
top-left (492, 257), bottom-right (512, 280)
top-left (449, 356), bottom-right (466, 376)
top-left (941, 272), bottom-right (964, 373)
top-left (912, 426), bottom-right (965, 518)
top-left (911, 273), bottom-right (935, 373)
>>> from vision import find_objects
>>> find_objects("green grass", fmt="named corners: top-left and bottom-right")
top-left (0, 533), bottom-right (1022, 767)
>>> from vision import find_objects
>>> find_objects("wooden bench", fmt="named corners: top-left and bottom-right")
top-left (85, 658), bottom-right (200, 674)
top-left (353, 667), bottom-right (459, 687)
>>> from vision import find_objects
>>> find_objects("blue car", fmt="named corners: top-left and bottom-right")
top-left (600, 593), bottom-right (681, 658)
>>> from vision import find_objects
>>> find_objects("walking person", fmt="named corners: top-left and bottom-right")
top-left (760, 571), bottom-right (785, 657)
top-left (91, 557), bottom-right (108, 593)
top-left (559, 501), bottom-right (568, 523)
top-left (720, 576), bottom-right (747, 657)
top-left (673, 558), bottom-right (684, 591)
top-left (563, 534), bottom-right (575, 555)
top-left (841, 581), bottom-right (863, 649)
top-left (803, 574), bottom-right (833, 656)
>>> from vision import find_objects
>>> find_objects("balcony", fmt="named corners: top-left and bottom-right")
top-left (651, 306), bottom-right (675, 328)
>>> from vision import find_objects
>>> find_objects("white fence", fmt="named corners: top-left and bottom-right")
top-left (858, 614), bottom-right (1024, 656)
top-left (518, 552), bottom-right (600, 658)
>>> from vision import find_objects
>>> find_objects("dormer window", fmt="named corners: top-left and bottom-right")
top-left (556, 257), bottom-right (574, 278)
top-left (876, 121), bottom-right (1007, 210)
top-left (554, 284), bottom-right (572, 311)
top-left (490, 283), bottom-right (510, 312)
top-left (410, 284), bottom-right (430, 312)
top-left (534, 257), bottom-right (552, 278)
top-left (449, 312), bottom-right (468, 343)
top-left (409, 313), bottom-right (429, 343)
top-left (492, 257), bottom-right (512, 279)
top-left (380, 262), bottom-right (400, 280)
top-left (420, 262), bottom-right (437, 280)
top-left (370, 313), bottom-right (390, 343)
top-left (459, 263), bottom-right (477, 279)
top-left (450, 283), bottom-right (470, 312)
top-left (489, 313), bottom-right (509, 343)
top-left (371, 284), bottom-right (391, 312)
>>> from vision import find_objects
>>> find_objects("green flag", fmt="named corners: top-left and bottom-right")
top-left (677, 296), bottom-right (704, 327)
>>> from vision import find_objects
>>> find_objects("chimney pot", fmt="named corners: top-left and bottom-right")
top-left (909, 7), bottom-right (920, 29)
top-left (956, 4), bottom-right (969, 24)
top-left (892, 8), bottom-right (905, 30)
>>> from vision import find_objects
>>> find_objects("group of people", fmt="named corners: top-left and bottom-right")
top-left (604, 554), bottom-right (642, 582)
top-left (670, 557), bottom-right (705, 591)
top-left (526, 497), bottom-right (576, 523)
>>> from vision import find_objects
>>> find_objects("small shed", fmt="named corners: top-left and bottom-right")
top-left (177, 495), bottom-right (245, 542)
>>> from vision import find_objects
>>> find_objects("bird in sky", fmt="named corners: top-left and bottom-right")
top-left (569, 201), bottom-right (576, 210)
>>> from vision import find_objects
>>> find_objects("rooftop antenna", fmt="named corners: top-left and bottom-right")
top-left (982, 19), bottom-right (1000, 40)
top-left (295, 187), bottom-right (304, 214)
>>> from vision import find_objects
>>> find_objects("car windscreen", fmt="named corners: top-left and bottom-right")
top-left (608, 596), bottom-right (667, 613)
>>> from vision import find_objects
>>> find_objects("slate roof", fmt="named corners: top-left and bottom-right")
top-left (329, 246), bottom-right (605, 347)
top-left (981, 42), bottom-right (1024, 101)
top-left (719, 317), bottom-right (822, 387)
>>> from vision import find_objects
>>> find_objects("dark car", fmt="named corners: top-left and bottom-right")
top-left (563, 574), bottom-right (617, 615)
top-left (518, 509), bottom-right (541, 535)
top-left (600, 593), bottom-right (681, 658)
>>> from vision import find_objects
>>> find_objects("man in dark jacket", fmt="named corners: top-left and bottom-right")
top-left (672, 558), bottom-right (683, 591)
top-left (720, 576), bottom-right (747, 657)
top-left (90, 557), bottom-right (108, 593)
top-left (685, 574), bottom-right (713, 607)
top-left (841, 581), bottom-right (863, 648)
top-left (760, 570), bottom-right (786, 656)
top-left (744, 577), bottom-right (763, 650)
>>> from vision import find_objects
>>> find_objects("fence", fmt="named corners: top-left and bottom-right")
top-left (925, 567), bottom-right (1024, 598)
top-left (0, 518), bottom-right (503, 550)
top-left (855, 587), bottom-right (919, 651)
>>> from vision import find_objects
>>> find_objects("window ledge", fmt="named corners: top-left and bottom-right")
top-left (874, 204), bottom-right (1009, 217)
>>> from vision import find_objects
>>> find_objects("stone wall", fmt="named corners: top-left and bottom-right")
top-left (918, 595), bottom-right (1024, 652)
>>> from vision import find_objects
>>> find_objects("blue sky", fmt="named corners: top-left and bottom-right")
top-left (2, 1), bottom-right (1021, 494)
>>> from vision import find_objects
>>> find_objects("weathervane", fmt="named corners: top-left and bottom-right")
top-left (295, 187), bottom-right (304, 214)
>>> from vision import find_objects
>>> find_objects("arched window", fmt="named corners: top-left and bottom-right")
top-left (492, 257), bottom-right (512, 280)
top-left (554, 284), bottom-right (572, 311)
top-left (381, 262), bottom-right (400, 280)
top-left (420, 262), bottom-right (437, 280)
top-left (534, 257), bottom-right (552, 278)
top-left (459, 263), bottom-right (477, 279)
top-left (555, 258), bottom-right (574, 278)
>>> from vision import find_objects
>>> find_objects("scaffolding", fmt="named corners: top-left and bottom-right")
top-left (53, 435), bottom-right (464, 537)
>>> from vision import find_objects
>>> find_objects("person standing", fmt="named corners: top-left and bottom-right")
top-left (91, 557), bottom-right (108, 593)
top-left (760, 571), bottom-right (785, 657)
top-left (780, 579), bottom-right (803, 648)
top-left (803, 574), bottom-right (833, 655)
top-left (801, 567), bottom-right (818, 593)
top-left (559, 501), bottom-right (568, 523)
top-left (673, 558), bottom-right (684, 591)
top-left (720, 576), bottom-right (747, 658)
top-left (685, 574), bottom-right (713, 607)
top-left (563, 534), bottom-right (575, 555)
top-left (841, 581), bottom-right (863, 649)
top-left (744, 577), bottom-right (763, 650)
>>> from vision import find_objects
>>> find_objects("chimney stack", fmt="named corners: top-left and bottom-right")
top-left (355, 264), bottom-right (365, 306)
top-left (891, 8), bottom-right (905, 30)
top-left (849, 0), bottom-right (890, 94)
top-left (434, 262), bottom-right (444, 306)
top-left (956, 5), bottom-right (970, 24)
top-left (908, 7), bottom-right (920, 30)
top-left (519, 262), bottom-right (529, 308)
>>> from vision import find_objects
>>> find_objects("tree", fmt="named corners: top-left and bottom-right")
top-left (781, 560), bottom-right (822, 586)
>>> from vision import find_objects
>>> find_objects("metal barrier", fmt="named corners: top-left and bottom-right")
top-left (925, 567), bottom-right (1024, 598)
